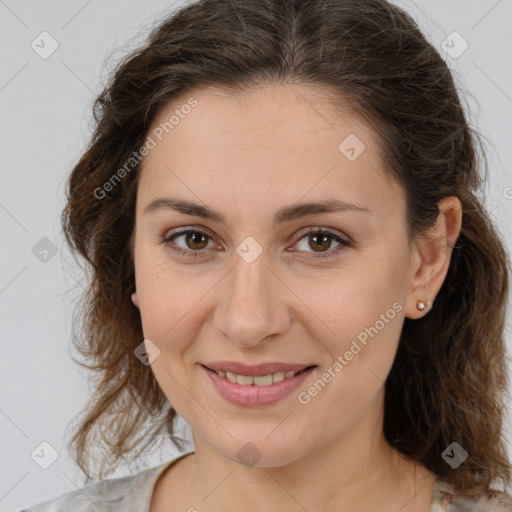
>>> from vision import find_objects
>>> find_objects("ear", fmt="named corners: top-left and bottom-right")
top-left (404, 196), bottom-right (462, 319)
top-left (131, 291), bottom-right (140, 309)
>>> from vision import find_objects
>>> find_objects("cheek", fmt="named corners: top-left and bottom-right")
top-left (303, 253), bottom-right (405, 326)
top-left (134, 257), bottom-right (217, 350)
top-left (295, 249), bottom-right (408, 373)
top-left (294, 260), bottom-right (406, 428)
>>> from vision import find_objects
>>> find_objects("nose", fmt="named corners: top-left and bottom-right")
top-left (212, 250), bottom-right (292, 348)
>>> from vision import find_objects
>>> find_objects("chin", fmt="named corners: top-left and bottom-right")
top-left (214, 437), bottom-right (307, 469)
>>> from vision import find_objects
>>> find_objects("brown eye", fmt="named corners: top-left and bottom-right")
top-left (183, 231), bottom-right (210, 250)
top-left (161, 227), bottom-right (350, 260)
top-left (161, 229), bottom-right (214, 258)
top-left (308, 232), bottom-right (333, 252)
top-left (294, 228), bottom-right (351, 259)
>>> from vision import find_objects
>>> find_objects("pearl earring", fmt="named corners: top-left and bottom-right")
top-left (416, 299), bottom-right (432, 312)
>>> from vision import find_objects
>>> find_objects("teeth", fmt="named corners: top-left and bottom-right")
top-left (218, 369), bottom-right (303, 386)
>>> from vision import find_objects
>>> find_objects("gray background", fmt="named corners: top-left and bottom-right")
top-left (1, 0), bottom-right (512, 510)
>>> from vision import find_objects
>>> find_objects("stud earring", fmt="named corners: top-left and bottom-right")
top-left (416, 299), bottom-right (432, 312)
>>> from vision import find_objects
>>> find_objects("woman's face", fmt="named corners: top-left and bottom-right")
top-left (131, 83), bottom-right (419, 467)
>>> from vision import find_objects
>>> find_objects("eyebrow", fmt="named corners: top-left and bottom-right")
top-left (143, 197), bottom-right (372, 228)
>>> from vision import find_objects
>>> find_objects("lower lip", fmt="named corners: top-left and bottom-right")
top-left (201, 364), bottom-right (317, 407)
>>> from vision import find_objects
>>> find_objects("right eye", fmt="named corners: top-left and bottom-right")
top-left (161, 228), bottom-right (217, 258)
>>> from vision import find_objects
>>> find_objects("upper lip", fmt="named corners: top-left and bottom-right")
top-left (202, 361), bottom-right (316, 376)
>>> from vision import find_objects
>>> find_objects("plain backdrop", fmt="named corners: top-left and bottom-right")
top-left (1, 0), bottom-right (512, 510)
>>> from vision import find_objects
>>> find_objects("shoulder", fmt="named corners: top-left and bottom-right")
top-left (432, 479), bottom-right (512, 511)
top-left (18, 460), bottom-right (174, 512)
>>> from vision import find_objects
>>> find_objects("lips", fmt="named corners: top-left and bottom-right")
top-left (202, 361), bottom-right (316, 377)
top-left (202, 364), bottom-right (318, 407)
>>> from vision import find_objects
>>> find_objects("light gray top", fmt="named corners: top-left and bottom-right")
top-left (20, 450), bottom-right (194, 512)
top-left (20, 450), bottom-right (512, 511)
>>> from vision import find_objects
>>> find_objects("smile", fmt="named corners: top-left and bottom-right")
top-left (209, 367), bottom-right (310, 386)
top-left (201, 364), bottom-right (317, 407)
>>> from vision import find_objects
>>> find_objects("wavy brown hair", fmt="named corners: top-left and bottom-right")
top-left (61, 0), bottom-right (512, 495)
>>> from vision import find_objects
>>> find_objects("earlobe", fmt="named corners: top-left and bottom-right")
top-left (404, 196), bottom-right (462, 320)
top-left (131, 291), bottom-right (140, 308)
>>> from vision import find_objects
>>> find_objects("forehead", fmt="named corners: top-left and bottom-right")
top-left (137, 83), bottom-right (405, 223)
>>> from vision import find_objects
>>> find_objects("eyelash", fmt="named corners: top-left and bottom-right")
top-left (160, 227), bottom-right (351, 260)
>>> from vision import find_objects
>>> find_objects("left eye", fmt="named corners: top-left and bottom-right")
top-left (161, 227), bottom-right (351, 259)
top-left (293, 229), bottom-right (350, 258)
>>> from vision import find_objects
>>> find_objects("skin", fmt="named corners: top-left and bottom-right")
top-left (130, 83), bottom-right (462, 512)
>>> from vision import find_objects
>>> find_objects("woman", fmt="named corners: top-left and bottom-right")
top-left (21, 0), bottom-right (512, 510)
